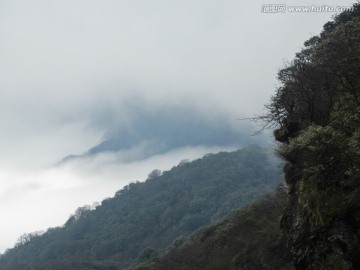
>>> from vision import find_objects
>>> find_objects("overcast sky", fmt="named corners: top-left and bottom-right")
top-left (0, 0), bottom-right (357, 253)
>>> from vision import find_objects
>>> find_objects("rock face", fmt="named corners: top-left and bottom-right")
top-left (278, 127), bottom-right (360, 269)
top-left (267, 4), bottom-right (360, 269)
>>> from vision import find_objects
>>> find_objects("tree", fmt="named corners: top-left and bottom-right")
top-left (264, 4), bottom-right (360, 269)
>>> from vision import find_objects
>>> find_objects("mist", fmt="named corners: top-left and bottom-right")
top-left (0, 0), bottom-right (356, 253)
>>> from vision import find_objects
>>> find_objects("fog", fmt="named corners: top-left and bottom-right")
top-left (0, 0), bottom-right (356, 253)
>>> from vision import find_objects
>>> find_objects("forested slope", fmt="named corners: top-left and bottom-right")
top-left (134, 189), bottom-right (293, 270)
top-left (0, 146), bottom-right (280, 270)
top-left (145, 5), bottom-right (360, 269)
top-left (2, 3), bottom-right (357, 270)
top-left (133, 5), bottom-right (360, 269)
top-left (263, 4), bottom-right (360, 269)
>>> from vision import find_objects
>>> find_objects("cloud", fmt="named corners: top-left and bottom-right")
top-left (1, 0), bottom-right (349, 122)
top-left (1, 0), bottom-right (354, 170)
top-left (0, 0), bottom-right (356, 253)
top-left (61, 97), bottom-right (269, 163)
top-left (0, 145), bottom-right (238, 253)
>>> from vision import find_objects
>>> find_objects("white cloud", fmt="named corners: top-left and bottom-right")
top-left (0, 0), bottom-right (356, 253)
top-left (0, 145), bottom-right (235, 253)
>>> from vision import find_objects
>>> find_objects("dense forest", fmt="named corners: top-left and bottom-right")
top-left (0, 146), bottom-right (281, 270)
top-left (130, 4), bottom-right (360, 269)
top-left (1, 4), bottom-right (360, 270)
top-left (134, 189), bottom-right (293, 270)
top-left (262, 3), bottom-right (360, 269)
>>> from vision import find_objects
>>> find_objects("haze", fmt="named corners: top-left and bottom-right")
top-left (0, 0), bottom-right (356, 253)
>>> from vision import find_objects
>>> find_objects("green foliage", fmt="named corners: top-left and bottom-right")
top-left (278, 125), bottom-right (352, 226)
top-left (133, 189), bottom-right (294, 270)
top-left (265, 3), bottom-right (360, 269)
top-left (0, 146), bottom-right (281, 270)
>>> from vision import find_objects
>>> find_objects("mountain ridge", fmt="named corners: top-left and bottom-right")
top-left (60, 104), bottom-right (269, 163)
top-left (0, 145), bottom-right (281, 270)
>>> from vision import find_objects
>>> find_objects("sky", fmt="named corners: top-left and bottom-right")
top-left (0, 0), bottom-right (357, 253)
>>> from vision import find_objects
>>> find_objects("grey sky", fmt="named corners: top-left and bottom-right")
top-left (0, 0), bottom-right (356, 253)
